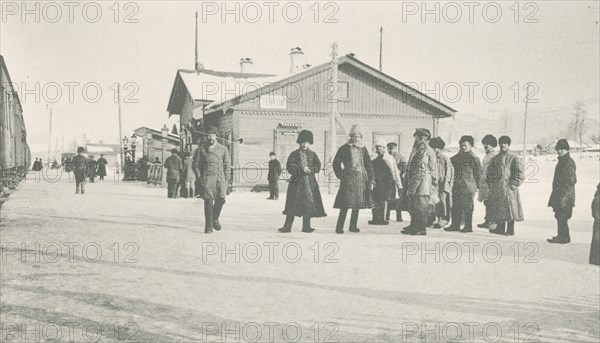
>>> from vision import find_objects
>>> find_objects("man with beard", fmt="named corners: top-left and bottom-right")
top-left (193, 126), bottom-right (231, 234)
top-left (487, 136), bottom-right (524, 236)
top-left (547, 139), bottom-right (577, 244)
top-left (402, 128), bottom-right (436, 236)
top-left (444, 136), bottom-right (482, 233)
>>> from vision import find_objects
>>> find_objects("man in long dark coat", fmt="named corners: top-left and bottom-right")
top-left (164, 149), bottom-right (182, 199)
top-left (387, 142), bottom-right (407, 222)
top-left (547, 139), bottom-right (577, 244)
top-left (72, 147), bottom-right (88, 194)
top-left (590, 183), bottom-right (600, 265)
top-left (402, 128), bottom-right (437, 236)
top-left (370, 139), bottom-right (402, 225)
top-left (445, 136), bottom-right (482, 233)
top-left (87, 156), bottom-right (98, 183)
top-left (267, 151), bottom-right (282, 200)
top-left (278, 130), bottom-right (326, 233)
top-left (487, 136), bottom-right (524, 236)
top-left (333, 124), bottom-right (374, 234)
top-left (97, 154), bottom-right (108, 180)
top-left (193, 126), bottom-right (231, 233)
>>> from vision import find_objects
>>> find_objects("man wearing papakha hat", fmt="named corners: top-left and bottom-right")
top-left (278, 129), bottom-right (326, 233)
top-left (402, 128), bottom-right (437, 236)
top-left (444, 135), bottom-right (482, 233)
top-left (477, 134), bottom-right (499, 229)
top-left (193, 125), bottom-right (231, 234)
top-left (487, 135), bottom-right (524, 236)
top-left (164, 148), bottom-right (183, 198)
top-left (547, 139), bottom-right (577, 244)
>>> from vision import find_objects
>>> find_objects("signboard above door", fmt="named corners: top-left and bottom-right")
top-left (260, 95), bottom-right (287, 109)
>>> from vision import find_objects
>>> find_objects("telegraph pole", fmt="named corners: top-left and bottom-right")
top-left (522, 84), bottom-right (531, 160)
top-left (379, 27), bottom-right (383, 72)
top-left (117, 83), bottom-right (124, 174)
top-left (47, 105), bottom-right (52, 166)
top-left (328, 42), bottom-right (339, 195)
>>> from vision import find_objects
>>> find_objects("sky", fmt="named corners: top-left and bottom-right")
top-left (1, 1), bottom-right (598, 154)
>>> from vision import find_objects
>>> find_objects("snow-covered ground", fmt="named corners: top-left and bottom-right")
top-left (1, 157), bottom-right (598, 342)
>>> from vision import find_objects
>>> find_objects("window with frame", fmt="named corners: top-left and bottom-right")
top-left (338, 81), bottom-right (349, 100)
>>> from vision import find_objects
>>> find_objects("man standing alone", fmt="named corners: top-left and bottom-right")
top-left (547, 139), bottom-right (576, 244)
top-left (193, 126), bottom-right (231, 233)
top-left (164, 149), bottom-right (182, 198)
top-left (97, 154), bottom-right (108, 181)
top-left (267, 151), bottom-right (282, 200)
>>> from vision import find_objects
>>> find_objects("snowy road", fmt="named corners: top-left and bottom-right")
top-left (1, 158), bottom-right (599, 342)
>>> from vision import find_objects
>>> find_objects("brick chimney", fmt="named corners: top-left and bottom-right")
top-left (289, 47), bottom-right (305, 74)
top-left (239, 58), bottom-right (254, 73)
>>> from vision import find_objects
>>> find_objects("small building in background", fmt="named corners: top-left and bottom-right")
top-left (133, 127), bottom-right (180, 163)
top-left (85, 142), bottom-right (121, 171)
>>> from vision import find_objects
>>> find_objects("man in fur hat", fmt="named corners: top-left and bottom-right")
top-left (445, 135), bottom-right (482, 233)
top-left (193, 126), bottom-right (231, 233)
top-left (487, 135), bottom-right (524, 236)
top-left (477, 134), bottom-right (499, 229)
top-left (402, 128), bottom-right (437, 236)
top-left (547, 139), bottom-right (577, 244)
top-left (72, 147), bottom-right (88, 194)
top-left (278, 129), bottom-right (326, 233)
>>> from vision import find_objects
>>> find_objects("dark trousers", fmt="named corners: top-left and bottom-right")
top-left (372, 200), bottom-right (387, 222)
top-left (336, 208), bottom-right (360, 232)
top-left (75, 181), bottom-right (86, 194)
top-left (484, 200), bottom-right (491, 222)
top-left (167, 178), bottom-right (179, 198)
top-left (497, 220), bottom-right (515, 235)
top-left (283, 215), bottom-right (312, 231)
top-left (408, 195), bottom-right (430, 231)
top-left (269, 181), bottom-right (279, 199)
top-left (204, 198), bottom-right (225, 231)
top-left (386, 199), bottom-right (403, 221)
top-left (554, 207), bottom-right (573, 239)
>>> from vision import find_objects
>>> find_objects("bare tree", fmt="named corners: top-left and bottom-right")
top-left (570, 101), bottom-right (587, 146)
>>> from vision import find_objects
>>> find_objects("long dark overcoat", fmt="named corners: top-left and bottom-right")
top-left (87, 159), bottom-right (97, 179)
top-left (372, 155), bottom-right (395, 202)
top-left (193, 143), bottom-right (231, 200)
top-left (283, 148), bottom-right (326, 218)
top-left (486, 150), bottom-right (525, 222)
top-left (333, 143), bottom-right (374, 209)
top-left (71, 155), bottom-right (88, 183)
top-left (548, 153), bottom-right (577, 210)
top-left (164, 154), bottom-right (182, 181)
top-left (268, 159), bottom-right (282, 183)
top-left (97, 158), bottom-right (108, 178)
top-left (590, 183), bottom-right (600, 265)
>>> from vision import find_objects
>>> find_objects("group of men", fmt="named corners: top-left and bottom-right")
top-left (390, 128), bottom-right (578, 244)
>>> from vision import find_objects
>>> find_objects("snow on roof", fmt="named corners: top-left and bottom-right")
top-left (86, 144), bottom-right (119, 154)
top-left (178, 69), bottom-right (281, 107)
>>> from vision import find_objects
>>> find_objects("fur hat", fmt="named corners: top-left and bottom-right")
top-left (481, 134), bottom-right (498, 147)
top-left (297, 130), bottom-right (314, 144)
top-left (205, 126), bottom-right (219, 136)
top-left (386, 142), bottom-right (398, 148)
top-left (349, 124), bottom-right (363, 137)
top-left (555, 139), bottom-right (570, 151)
top-left (429, 137), bottom-right (446, 150)
top-left (459, 135), bottom-right (475, 146)
top-left (498, 135), bottom-right (512, 145)
top-left (77, 147), bottom-right (85, 153)
top-left (269, 151), bottom-right (276, 156)
top-left (414, 128), bottom-right (431, 139)
top-left (171, 148), bottom-right (179, 154)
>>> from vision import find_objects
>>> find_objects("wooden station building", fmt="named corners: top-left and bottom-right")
top-left (167, 49), bottom-right (456, 189)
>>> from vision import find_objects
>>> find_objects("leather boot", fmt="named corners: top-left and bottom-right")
top-left (489, 221), bottom-right (506, 235)
top-left (461, 211), bottom-right (473, 232)
top-left (213, 198), bottom-right (225, 231)
top-left (302, 216), bottom-right (314, 233)
top-left (278, 215), bottom-right (294, 233)
top-left (336, 209), bottom-right (348, 234)
top-left (204, 199), bottom-right (214, 233)
top-left (444, 210), bottom-right (461, 231)
top-left (506, 220), bottom-right (515, 236)
top-left (349, 209), bottom-right (360, 232)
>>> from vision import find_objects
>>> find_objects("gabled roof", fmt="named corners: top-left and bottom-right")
top-left (167, 68), bottom-right (277, 114)
top-left (167, 54), bottom-right (457, 118)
